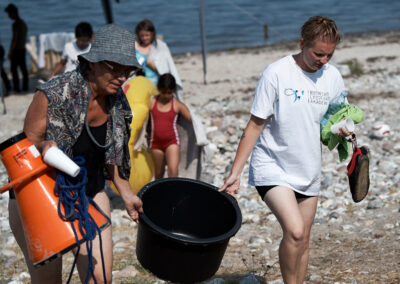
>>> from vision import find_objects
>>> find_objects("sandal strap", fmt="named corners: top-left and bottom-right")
top-left (347, 147), bottom-right (362, 176)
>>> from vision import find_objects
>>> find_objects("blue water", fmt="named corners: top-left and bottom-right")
top-left (1, 0), bottom-right (400, 57)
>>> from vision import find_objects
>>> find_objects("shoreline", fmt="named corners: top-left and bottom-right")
top-left (173, 29), bottom-right (400, 57)
top-left (0, 28), bottom-right (398, 80)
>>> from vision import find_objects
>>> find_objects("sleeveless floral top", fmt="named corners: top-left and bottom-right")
top-left (37, 67), bottom-right (132, 179)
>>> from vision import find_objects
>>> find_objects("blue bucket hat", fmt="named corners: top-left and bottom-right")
top-left (79, 23), bottom-right (141, 68)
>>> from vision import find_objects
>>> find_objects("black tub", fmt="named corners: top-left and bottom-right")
top-left (136, 177), bottom-right (242, 283)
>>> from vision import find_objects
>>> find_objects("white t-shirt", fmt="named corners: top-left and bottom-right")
top-left (62, 41), bottom-right (91, 73)
top-left (248, 55), bottom-right (346, 196)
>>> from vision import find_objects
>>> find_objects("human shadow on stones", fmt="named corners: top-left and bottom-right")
top-left (202, 273), bottom-right (267, 284)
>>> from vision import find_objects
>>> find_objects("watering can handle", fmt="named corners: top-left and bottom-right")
top-left (0, 164), bottom-right (48, 194)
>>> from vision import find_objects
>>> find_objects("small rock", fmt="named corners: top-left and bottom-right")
top-left (309, 274), bottom-right (323, 281)
top-left (321, 199), bottom-right (334, 208)
top-left (0, 249), bottom-right (16, 258)
top-left (113, 265), bottom-right (138, 279)
top-left (383, 223), bottom-right (395, 229)
top-left (335, 63), bottom-right (351, 76)
top-left (240, 274), bottom-right (263, 284)
top-left (329, 211), bottom-right (340, 219)
top-left (367, 199), bottom-right (384, 209)
top-left (17, 272), bottom-right (30, 280)
top-left (8, 281), bottom-right (24, 284)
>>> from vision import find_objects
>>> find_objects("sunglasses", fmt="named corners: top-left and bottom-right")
top-left (102, 61), bottom-right (138, 78)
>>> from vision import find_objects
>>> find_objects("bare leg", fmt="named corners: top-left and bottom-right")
top-left (296, 197), bottom-right (318, 283)
top-left (165, 144), bottom-right (180, 177)
top-left (263, 186), bottom-right (318, 284)
top-left (75, 190), bottom-right (112, 284)
top-left (8, 199), bottom-right (63, 284)
top-left (151, 148), bottom-right (166, 179)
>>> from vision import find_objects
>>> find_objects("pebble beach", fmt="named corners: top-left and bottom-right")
top-left (0, 30), bottom-right (399, 283)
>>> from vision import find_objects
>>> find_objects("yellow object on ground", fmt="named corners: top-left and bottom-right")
top-left (110, 76), bottom-right (158, 194)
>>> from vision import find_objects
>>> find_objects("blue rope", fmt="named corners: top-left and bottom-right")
top-left (54, 156), bottom-right (110, 284)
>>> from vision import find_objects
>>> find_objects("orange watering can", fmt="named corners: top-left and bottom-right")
top-left (0, 132), bottom-right (110, 267)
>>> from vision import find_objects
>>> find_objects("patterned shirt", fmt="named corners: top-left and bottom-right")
top-left (37, 66), bottom-right (132, 179)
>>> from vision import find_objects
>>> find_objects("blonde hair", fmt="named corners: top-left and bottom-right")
top-left (301, 16), bottom-right (340, 47)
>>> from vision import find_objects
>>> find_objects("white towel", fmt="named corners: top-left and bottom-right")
top-left (38, 32), bottom-right (75, 68)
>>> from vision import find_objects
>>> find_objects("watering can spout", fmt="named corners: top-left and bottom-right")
top-left (0, 164), bottom-right (47, 193)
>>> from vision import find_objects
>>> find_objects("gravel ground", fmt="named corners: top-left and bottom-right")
top-left (0, 30), bottom-right (399, 283)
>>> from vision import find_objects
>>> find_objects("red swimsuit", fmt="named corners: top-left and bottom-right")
top-left (150, 97), bottom-right (180, 151)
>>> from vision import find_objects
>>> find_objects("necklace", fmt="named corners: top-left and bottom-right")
top-left (86, 83), bottom-right (115, 149)
top-left (85, 117), bottom-right (113, 149)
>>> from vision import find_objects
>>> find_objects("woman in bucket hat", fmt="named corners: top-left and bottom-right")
top-left (9, 24), bottom-right (142, 283)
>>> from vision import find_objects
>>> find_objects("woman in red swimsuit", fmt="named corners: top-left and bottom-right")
top-left (149, 73), bottom-right (192, 179)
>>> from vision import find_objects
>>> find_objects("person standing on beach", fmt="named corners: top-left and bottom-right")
top-left (134, 19), bottom-right (184, 100)
top-left (9, 24), bottom-right (143, 283)
top-left (135, 19), bottom-right (207, 180)
top-left (220, 16), bottom-right (352, 283)
top-left (49, 22), bottom-right (94, 79)
top-left (149, 73), bottom-right (192, 179)
top-left (4, 3), bottom-right (29, 92)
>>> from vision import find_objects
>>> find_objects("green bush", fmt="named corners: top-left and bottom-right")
top-left (342, 59), bottom-right (363, 76)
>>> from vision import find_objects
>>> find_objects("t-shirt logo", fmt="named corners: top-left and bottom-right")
top-left (284, 88), bottom-right (304, 103)
top-left (307, 90), bottom-right (329, 105)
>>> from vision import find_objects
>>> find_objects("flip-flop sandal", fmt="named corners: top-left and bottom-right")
top-left (347, 136), bottom-right (371, 203)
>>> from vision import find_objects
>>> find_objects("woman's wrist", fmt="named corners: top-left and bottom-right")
top-left (229, 168), bottom-right (241, 180)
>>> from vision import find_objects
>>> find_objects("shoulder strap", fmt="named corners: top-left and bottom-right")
top-left (151, 96), bottom-right (158, 111)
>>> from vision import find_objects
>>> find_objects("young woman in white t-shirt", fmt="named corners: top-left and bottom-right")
top-left (220, 16), bottom-right (353, 284)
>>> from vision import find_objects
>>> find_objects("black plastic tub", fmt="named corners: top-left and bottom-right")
top-left (136, 177), bottom-right (242, 283)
